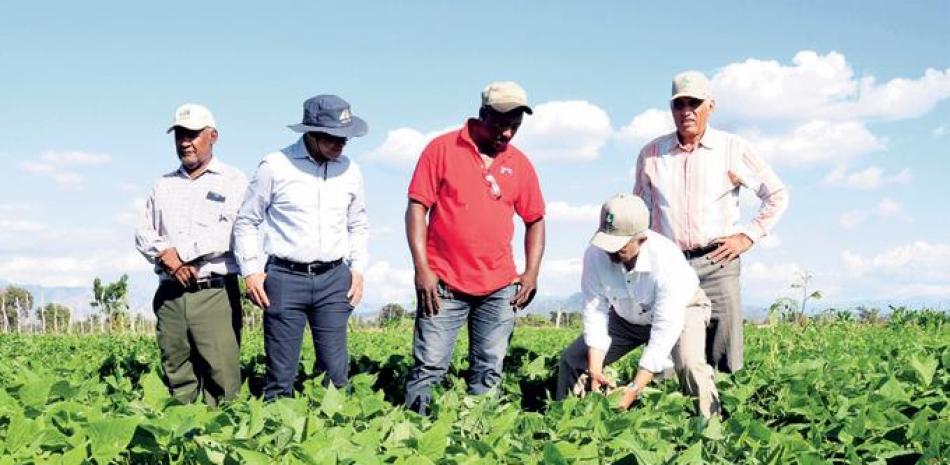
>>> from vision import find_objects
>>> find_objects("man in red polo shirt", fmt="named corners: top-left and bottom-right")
top-left (404, 81), bottom-right (546, 414)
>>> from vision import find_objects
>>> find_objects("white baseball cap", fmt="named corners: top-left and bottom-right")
top-left (671, 71), bottom-right (713, 101)
top-left (167, 103), bottom-right (216, 133)
top-left (481, 81), bottom-right (533, 114)
top-left (589, 193), bottom-right (650, 253)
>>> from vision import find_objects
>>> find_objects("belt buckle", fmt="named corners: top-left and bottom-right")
top-left (306, 263), bottom-right (320, 274)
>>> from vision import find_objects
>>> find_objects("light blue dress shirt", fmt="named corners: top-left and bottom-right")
top-left (233, 137), bottom-right (368, 276)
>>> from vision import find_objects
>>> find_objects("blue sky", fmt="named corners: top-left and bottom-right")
top-left (1, 1), bottom-right (948, 314)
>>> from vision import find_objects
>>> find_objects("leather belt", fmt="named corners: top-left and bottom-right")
top-left (269, 256), bottom-right (343, 275)
top-left (160, 275), bottom-right (230, 293)
top-left (682, 243), bottom-right (719, 259)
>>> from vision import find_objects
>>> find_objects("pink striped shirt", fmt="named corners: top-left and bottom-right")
top-left (633, 128), bottom-right (789, 251)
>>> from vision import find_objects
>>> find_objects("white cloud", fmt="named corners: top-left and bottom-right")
top-left (362, 260), bottom-right (415, 306)
top-left (113, 198), bottom-right (146, 227)
top-left (615, 108), bottom-right (674, 147)
top-left (0, 249), bottom-right (150, 288)
top-left (362, 126), bottom-right (456, 169)
top-left (538, 257), bottom-right (583, 297)
top-left (841, 241), bottom-right (950, 281)
top-left (740, 120), bottom-right (885, 166)
top-left (712, 51), bottom-right (950, 122)
top-left (839, 197), bottom-right (904, 230)
top-left (19, 150), bottom-right (112, 189)
top-left (516, 100), bottom-right (613, 162)
top-left (546, 201), bottom-right (600, 223)
top-left (825, 165), bottom-right (912, 189)
top-left (0, 218), bottom-right (46, 234)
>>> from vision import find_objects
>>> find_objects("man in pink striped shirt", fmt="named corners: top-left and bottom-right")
top-left (633, 71), bottom-right (789, 373)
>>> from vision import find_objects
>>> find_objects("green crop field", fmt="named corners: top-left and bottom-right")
top-left (0, 312), bottom-right (947, 464)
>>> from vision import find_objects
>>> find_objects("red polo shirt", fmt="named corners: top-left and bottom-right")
top-left (408, 119), bottom-right (546, 296)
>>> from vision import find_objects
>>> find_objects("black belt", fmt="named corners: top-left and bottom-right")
top-left (269, 257), bottom-right (343, 275)
top-left (162, 275), bottom-right (230, 293)
top-left (683, 243), bottom-right (719, 259)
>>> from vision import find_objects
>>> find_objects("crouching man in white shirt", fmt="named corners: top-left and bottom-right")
top-left (556, 193), bottom-right (720, 418)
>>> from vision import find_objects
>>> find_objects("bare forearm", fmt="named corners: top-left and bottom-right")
top-left (523, 218), bottom-right (545, 276)
top-left (405, 201), bottom-right (430, 270)
top-left (630, 368), bottom-right (654, 390)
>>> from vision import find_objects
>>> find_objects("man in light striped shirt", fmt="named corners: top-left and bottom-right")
top-left (634, 71), bottom-right (789, 373)
top-left (135, 104), bottom-right (248, 406)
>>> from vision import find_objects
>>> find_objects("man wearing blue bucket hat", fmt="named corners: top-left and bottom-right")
top-left (234, 95), bottom-right (369, 399)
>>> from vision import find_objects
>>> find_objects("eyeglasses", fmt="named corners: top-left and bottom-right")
top-left (484, 173), bottom-right (502, 199)
top-left (671, 97), bottom-right (705, 111)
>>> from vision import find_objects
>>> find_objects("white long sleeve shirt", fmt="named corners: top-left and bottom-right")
top-left (233, 137), bottom-right (369, 276)
top-left (581, 230), bottom-right (700, 373)
top-left (134, 157), bottom-right (248, 280)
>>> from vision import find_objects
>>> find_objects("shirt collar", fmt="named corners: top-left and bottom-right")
top-left (673, 126), bottom-right (719, 152)
top-left (622, 234), bottom-right (653, 275)
top-left (458, 118), bottom-right (514, 164)
top-left (288, 136), bottom-right (343, 164)
top-left (698, 126), bottom-right (719, 149)
top-left (177, 156), bottom-right (221, 178)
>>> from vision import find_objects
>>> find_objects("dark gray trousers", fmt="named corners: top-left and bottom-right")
top-left (689, 256), bottom-right (742, 373)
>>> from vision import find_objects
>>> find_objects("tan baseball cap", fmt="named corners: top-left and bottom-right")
top-left (167, 103), bottom-right (216, 133)
top-left (481, 81), bottom-right (533, 114)
top-left (671, 71), bottom-right (713, 101)
top-left (589, 193), bottom-right (650, 253)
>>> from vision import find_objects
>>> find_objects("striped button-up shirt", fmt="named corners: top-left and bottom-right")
top-left (233, 137), bottom-right (368, 276)
top-left (581, 230), bottom-right (700, 373)
top-left (135, 157), bottom-right (248, 280)
top-left (633, 127), bottom-right (789, 251)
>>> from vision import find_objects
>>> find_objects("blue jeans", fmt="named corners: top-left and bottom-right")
top-left (262, 260), bottom-right (352, 400)
top-left (404, 282), bottom-right (517, 414)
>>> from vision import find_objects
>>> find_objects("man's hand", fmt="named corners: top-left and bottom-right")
top-left (589, 369), bottom-right (616, 393)
top-left (708, 233), bottom-right (753, 264)
top-left (510, 271), bottom-right (538, 309)
top-left (347, 270), bottom-right (364, 306)
top-left (157, 248), bottom-right (184, 274)
top-left (173, 264), bottom-right (199, 287)
top-left (415, 265), bottom-right (441, 317)
top-left (244, 272), bottom-right (270, 309)
top-left (617, 384), bottom-right (641, 411)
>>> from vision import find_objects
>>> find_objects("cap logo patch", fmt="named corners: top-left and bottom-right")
top-left (604, 211), bottom-right (616, 232)
top-left (339, 108), bottom-right (352, 124)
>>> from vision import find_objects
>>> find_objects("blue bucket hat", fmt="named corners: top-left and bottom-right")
top-left (287, 94), bottom-right (368, 137)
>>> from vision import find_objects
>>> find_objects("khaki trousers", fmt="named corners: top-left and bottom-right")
top-left (556, 290), bottom-right (720, 418)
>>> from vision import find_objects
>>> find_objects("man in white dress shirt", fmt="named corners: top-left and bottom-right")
top-left (556, 193), bottom-right (720, 418)
top-left (233, 95), bottom-right (369, 399)
top-left (135, 103), bottom-right (248, 406)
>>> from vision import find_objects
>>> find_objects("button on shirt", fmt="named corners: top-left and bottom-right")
top-left (233, 137), bottom-right (368, 276)
top-left (407, 120), bottom-right (546, 296)
top-left (135, 158), bottom-right (248, 280)
top-left (634, 128), bottom-right (789, 251)
top-left (581, 230), bottom-right (700, 373)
